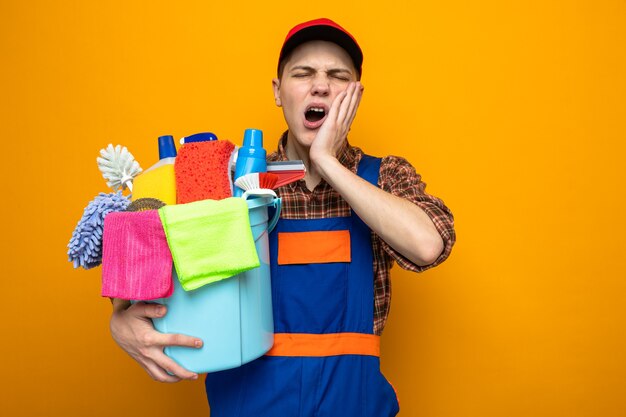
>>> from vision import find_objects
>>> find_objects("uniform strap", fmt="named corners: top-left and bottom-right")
top-left (265, 333), bottom-right (380, 357)
top-left (356, 154), bottom-right (382, 187)
top-left (351, 154), bottom-right (382, 231)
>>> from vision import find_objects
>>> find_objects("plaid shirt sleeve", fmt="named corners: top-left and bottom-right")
top-left (376, 155), bottom-right (456, 272)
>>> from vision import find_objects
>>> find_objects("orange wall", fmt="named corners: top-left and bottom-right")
top-left (2, 1), bottom-right (625, 416)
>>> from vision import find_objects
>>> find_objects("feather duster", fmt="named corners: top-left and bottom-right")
top-left (97, 144), bottom-right (142, 191)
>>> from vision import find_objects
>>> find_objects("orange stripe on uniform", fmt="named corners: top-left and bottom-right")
top-left (278, 230), bottom-right (351, 265)
top-left (266, 333), bottom-right (380, 357)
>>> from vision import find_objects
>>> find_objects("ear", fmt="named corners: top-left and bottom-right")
top-left (272, 78), bottom-right (282, 107)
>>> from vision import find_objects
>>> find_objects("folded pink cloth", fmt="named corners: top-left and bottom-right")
top-left (101, 210), bottom-right (173, 300)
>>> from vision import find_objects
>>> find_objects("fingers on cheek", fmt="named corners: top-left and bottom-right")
top-left (339, 90), bottom-right (348, 104)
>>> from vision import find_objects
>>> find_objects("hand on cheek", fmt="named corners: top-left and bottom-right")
top-left (309, 82), bottom-right (364, 169)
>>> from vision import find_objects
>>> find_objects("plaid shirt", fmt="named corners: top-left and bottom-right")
top-left (268, 133), bottom-right (456, 335)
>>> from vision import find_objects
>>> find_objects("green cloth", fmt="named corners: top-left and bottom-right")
top-left (158, 197), bottom-right (259, 291)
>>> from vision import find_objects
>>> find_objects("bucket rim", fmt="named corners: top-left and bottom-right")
top-left (245, 195), bottom-right (276, 210)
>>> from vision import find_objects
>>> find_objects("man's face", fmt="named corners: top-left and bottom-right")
top-left (273, 40), bottom-right (358, 148)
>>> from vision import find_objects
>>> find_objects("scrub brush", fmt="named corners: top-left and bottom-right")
top-left (234, 172), bottom-right (278, 199)
top-left (125, 197), bottom-right (166, 212)
top-left (97, 144), bottom-right (142, 192)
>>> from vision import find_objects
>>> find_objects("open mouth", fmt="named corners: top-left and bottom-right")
top-left (303, 104), bottom-right (328, 129)
top-left (305, 107), bottom-right (326, 122)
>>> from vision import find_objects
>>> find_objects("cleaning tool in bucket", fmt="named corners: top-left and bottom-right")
top-left (158, 197), bottom-right (260, 291)
top-left (126, 197), bottom-right (166, 212)
top-left (151, 194), bottom-right (281, 373)
top-left (97, 144), bottom-right (142, 192)
top-left (67, 191), bottom-right (131, 269)
top-left (101, 210), bottom-right (173, 300)
top-left (234, 172), bottom-right (279, 198)
top-left (132, 135), bottom-right (177, 205)
top-left (267, 160), bottom-right (307, 188)
top-left (68, 143), bottom-right (140, 269)
top-left (233, 129), bottom-right (267, 197)
top-left (175, 140), bottom-right (236, 203)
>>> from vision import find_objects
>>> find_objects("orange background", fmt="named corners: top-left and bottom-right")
top-left (2, 1), bottom-right (625, 416)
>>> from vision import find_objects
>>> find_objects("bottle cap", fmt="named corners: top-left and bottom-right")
top-left (183, 132), bottom-right (218, 144)
top-left (158, 135), bottom-right (177, 159)
top-left (243, 129), bottom-right (263, 148)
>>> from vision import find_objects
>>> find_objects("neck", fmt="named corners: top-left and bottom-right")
top-left (285, 131), bottom-right (322, 190)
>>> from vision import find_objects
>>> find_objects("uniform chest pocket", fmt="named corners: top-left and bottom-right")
top-left (277, 230), bottom-right (351, 265)
top-left (274, 230), bottom-right (351, 333)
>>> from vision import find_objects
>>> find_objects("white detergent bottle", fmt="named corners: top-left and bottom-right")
top-left (145, 135), bottom-right (177, 173)
top-left (132, 135), bottom-right (177, 204)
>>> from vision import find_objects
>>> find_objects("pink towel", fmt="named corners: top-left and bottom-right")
top-left (101, 210), bottom-right (173, 300)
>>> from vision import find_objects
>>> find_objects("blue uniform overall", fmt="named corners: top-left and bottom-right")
top-left (205, 155), bottom-right (399, 417)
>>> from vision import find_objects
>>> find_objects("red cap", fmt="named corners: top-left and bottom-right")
top-left (278, 18), bottom-right (363, 78)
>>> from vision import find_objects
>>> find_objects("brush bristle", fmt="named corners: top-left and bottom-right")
top-left (234, 173), bottom-right (259, 191)
top-left (259, 172), bottom-right (278, 189)
top-left (273, 170), bottom-right (306, 188)
top-left (235, 172), bottom-right (279, 191)
top-left (126, 198), bottom-right (166, 212)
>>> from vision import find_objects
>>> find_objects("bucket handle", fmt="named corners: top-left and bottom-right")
top-left (267, 197), bottom-right (281, 234)
top-left (242, 193), bottom-right (282, 237)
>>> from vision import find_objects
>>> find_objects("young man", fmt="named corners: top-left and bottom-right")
top-left (110, 18), bottom-right (455, 416)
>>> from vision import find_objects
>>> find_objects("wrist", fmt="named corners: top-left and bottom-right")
top-left (314, 155), bottom-right (343, 182)
top-left (111, 298), bottom-right (131, 312)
